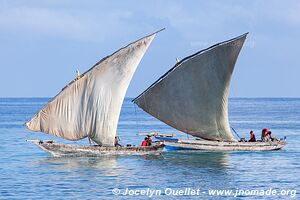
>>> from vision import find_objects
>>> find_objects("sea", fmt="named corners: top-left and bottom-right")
top-left (0, 98), bottom-right (299, 199)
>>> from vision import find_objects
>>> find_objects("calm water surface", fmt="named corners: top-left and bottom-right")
top-left (0, 98), bottom-right (299, 199)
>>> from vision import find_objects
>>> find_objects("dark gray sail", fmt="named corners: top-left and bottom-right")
top-left (133, 33), bottom-right (247, 142)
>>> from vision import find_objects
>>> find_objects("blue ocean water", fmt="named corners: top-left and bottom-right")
top-left (0, 98), bottom-right (299, 199)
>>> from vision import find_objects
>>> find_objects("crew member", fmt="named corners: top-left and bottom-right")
top-left (141, 137), bottom-right (148, 146)
top-left (146, 135), bottom-right (152, 146)
top-left (261, 128), bottom-right (269, 142)
top-left (266, 131), bottom-right (277, 141)
top-left (114, 136), bottom-right (122, 147)
top-left (248, 130), bottom-right (256, 142)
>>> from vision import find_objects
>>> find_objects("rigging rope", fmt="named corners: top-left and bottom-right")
top-left (231, 126), bottom-right (241, 139)
top-left (134, 103), bottom-right (140, 135)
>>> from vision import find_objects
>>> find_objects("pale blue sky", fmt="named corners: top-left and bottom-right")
top-left (0, 0), bottom-right (299, 97)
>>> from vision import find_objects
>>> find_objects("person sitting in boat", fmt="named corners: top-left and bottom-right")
top-left (248, 130), bottom-right (256, 142)
top-left (266, 131), bottom-right (278, 142)
top-left (114, 136), bottom-right (122, 147)
top-left (266, 131), bottom-right (272, 141)
top-left (141, 137), bottom-right (148, 146)
top-left (146, 135), bottom-right (152, 146)
top-left (261, 128), bottom-right (269, 142)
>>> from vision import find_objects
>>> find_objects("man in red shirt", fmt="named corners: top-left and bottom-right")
top-left (141, 137), bottom-right (148, 146)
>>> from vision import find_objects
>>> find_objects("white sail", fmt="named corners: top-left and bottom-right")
top-left (133, 33), bottom-right (247, 142)
top-left (26, 31), bottom-right (158, 146)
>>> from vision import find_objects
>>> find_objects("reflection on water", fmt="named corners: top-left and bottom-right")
top-left (162, 152), bottom-right (230, 169)
top-left (140, 154), bottom-right (165, 160)
top-left (38, 156), bottom-right (121, 177)
top-left (36, 151), bottom-right (229, 172)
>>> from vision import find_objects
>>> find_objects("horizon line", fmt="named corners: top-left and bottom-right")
top-left (1, 96), bottom-right (300, 99)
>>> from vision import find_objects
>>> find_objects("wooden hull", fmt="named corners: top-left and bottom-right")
top-left (27, 140), bottom-right (165, 157)
top-left (162, 139), bottom-right (286, 151)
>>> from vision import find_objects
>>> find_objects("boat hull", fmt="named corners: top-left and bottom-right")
top-left (162, 139), bottom-right (286, 152)
top-left (27, 140), bottom-right (165, 157)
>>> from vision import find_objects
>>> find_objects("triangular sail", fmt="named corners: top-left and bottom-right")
top-left (133, 33), bottom-right (247, 142)
top-left (26, 31), bottom-right (158, 146)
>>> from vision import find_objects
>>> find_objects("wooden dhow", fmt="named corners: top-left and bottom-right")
top-left (133, 33), bottom-right (286, 151)
top-left (25, 29), bottom-right (165, 156)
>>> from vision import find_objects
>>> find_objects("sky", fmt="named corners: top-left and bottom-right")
top-left (0, 0), bottom-right (299, 98)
